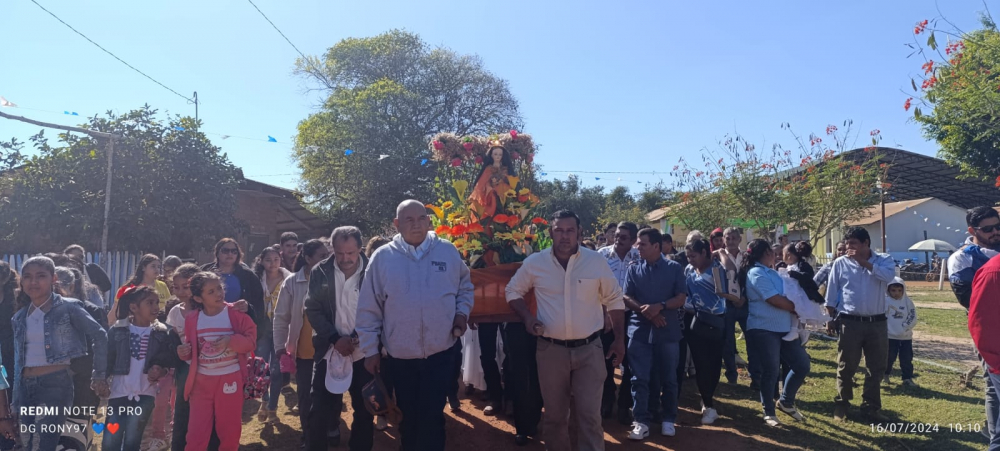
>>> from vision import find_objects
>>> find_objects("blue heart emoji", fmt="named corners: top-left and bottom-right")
top-left (92, 423), bottom-right (104, 434)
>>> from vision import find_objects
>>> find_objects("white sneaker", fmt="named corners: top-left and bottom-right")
top-left (764, 415), bottom-right (781, 427)
top-left (144, 438), bottom-right (168, 451)
top-left (628, 422), bottom-right (650, 440)
top-left (777, 402), bottom-right (804, 421)
top-left (701, 407), bottom-right (719, 425)
top-left (375, 415), bottom-right (388, 431)
top-left (661, 421), bottom-right (676, 436)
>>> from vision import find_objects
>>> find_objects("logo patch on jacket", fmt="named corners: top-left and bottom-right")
top-left (431, 261), bottom-right (447, 272)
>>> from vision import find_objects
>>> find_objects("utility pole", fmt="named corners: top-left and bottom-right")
top-left (877, 178), bottom-right (887, 253)
top-left (0, 110), bottom-right (120, 269)
top-left (193, 91), bottom-right (199, 122)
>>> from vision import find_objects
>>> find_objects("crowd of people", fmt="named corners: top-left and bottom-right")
top-left (3, 200), bottom-right (1000, 451)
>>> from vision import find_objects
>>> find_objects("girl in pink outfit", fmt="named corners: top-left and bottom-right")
top-left (177, 271), bottom-right (256, 451)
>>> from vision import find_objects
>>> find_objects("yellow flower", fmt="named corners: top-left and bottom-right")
top-left (442, 201), bottom-right (454, 210)
top-left (426, 204), bottom-right (444, 220)
top-left (447, 213), bottom-right (464, 223)
top-left (507, 175), bottom-right (520, 188)
top-left (518, 188), bottom-right (530, 196)
top-left (466, 240), bottom-right (483, 251)
top-left (512, 231), bottom-right (525, 241)
top-left (495, 233), bottom-right (513, 240)
top-left (504, 189), bottom-right (517, 198)
top-left (453, 238), bottom-right (467, 249)
top-left (452, 180), bottom-right (469, 200)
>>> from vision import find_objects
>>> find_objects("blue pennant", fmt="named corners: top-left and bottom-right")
top-left (174, 126), bottom-right (186, 131)
top-left (344, 149), bottom-right (353, 156)
top-left (420, 159), bottom-right (428, 166)
top-left (267, 136), bottom-right (277, 143)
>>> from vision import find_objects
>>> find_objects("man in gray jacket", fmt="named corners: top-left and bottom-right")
top-left (357, 199), bottom-right (475, 451)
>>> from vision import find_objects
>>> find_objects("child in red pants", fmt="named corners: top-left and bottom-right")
top-left (177, 272), bottom-right (256, 451)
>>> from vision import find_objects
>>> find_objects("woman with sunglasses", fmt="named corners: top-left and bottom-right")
top-left (201, 238), bottom-right (265, 333)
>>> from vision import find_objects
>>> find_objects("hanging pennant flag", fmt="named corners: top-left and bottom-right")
top-left (267, 136), bottom-right (277, 143)
top-left (379, 154), bottom-right (389, 161)
top-left (174, 126), bottom-right (186, 131)
top-left (221, 135), bottom-right (230, 140)
top-left (420, 159), bottom-right (428, 166)
top-left (540, 172), bottom-right (547, 176)
top-left (305, 146), bottom-right (318, 151)
top-left (595, 177), bottom-right (600, 181)
top-left (64, 111), bottom-right (70, 115)
top-left (0, 96), bottom-right (16, 108)
top-left (72, 112), bottom-right (78, 116)
top-left (344, 149), bottom-right (353, 156)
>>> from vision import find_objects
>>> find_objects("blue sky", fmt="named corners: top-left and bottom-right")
top-left (0, 0), bottom-right (986, 192)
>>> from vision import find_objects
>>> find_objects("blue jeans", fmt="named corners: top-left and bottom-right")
top-left (887, 339), bottom-right (914, 380)
top-left (629, 339), bottom-right (679, 424)
top-left (989, 370), bottom-right (1000, 451)
top-left (745, 329), bottom-right (810, 416)
top-left (102, 395), bottom-right (156, 451)
top-left (257, 339), bottom-right (285, 411)
top-left (18, 369), bottom-right (74, 451)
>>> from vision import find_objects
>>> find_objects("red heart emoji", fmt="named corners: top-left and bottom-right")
top-left (107, 423), bottom-right (120, 435)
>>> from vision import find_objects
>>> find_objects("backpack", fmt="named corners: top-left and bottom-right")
top-left (244, 352), bottom-right (271, 400)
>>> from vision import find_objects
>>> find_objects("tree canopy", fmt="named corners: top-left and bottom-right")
top-left (0, 106), bottom-right (244, 254)
top-left (908, 16), bottom-right (1000, 182)
top-left (293, 30), bottom-right (524, 232)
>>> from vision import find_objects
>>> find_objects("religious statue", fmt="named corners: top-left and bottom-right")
top-left (468, 143), bottom-right (516, 219)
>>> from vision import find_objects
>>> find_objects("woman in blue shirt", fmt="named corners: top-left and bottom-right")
top-left (684, 239), bottom-right (741, 426)
top-left (737, 239), bottom-right (811, 427)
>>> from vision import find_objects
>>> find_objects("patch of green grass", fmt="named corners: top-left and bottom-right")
top-left (907, 288), bottom-right (960, 305)
top-left (913, 307), bottom-right (971, 340)
top-left (718, 338), bottom-right (985, 450)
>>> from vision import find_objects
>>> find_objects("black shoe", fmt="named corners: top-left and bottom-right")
top-left (449, 394), bottom-right (461, 412)
top-left (617, 408), bottom-right (632, 425)
top-left (865, 409), bottom-right (891, 423)
top-left (514, 434), bottom-right (530, 446)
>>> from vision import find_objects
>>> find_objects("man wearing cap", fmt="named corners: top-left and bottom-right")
top-left (304, 226), bottom-right (372, 451)
top-left (357, 199), bottom-right (474, 451)
top-left (507, 210), bottom-right (626, 451)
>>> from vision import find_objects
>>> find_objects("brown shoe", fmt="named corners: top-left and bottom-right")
top-left (833, 404), bottom-right (848, 422)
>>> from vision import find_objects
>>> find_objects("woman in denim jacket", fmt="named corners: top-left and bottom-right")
top-left (12, 256), bottom-right (108, 451)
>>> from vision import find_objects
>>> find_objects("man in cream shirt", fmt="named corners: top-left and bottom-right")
top-left (507, 210), bottom-right (626, 451)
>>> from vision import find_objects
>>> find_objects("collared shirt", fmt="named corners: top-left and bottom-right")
top-left (506, 247), bottom-right (624, 341)
top-left (624, 256), bottom-right (686, 344)
top-left (814, 262), bottom-right (834, 287)
top-left (717, 248), bottom-right (745, 298)
top-left (825, 252), bottom-right (897, 316)
top-left (685, 262), bottom-right (728, 315)
top-left (597, 245), bottom-right (641, 289)
top-left (402, 232), bottom-right (436, 260)
top-left (745, 263), bottom-right (793, 333)
top-left (333, 262), bottom-right (365, 362)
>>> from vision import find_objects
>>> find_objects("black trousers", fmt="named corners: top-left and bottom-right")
top-left (392, 348), bottom-right (453, 451)
top-left (309, 358), bottom-right (374, 451)
top-left (502, 323), bottom-right (543, 436)
top-left (684, 321), bottom-right (725, 409)
top-left (478, 323), bottom-right (505, 406)
top-left (294, 358), bottom-right (313, 438)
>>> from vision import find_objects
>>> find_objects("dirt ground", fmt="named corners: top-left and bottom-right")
top-left (238, 370), bottom-right (807, 451)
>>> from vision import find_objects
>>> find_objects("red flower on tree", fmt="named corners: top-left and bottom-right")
top-left (450, 224), bottom-right (467, 236)
top-left (904, 97), bottom-right (913, 111)
top-left (435, 225), bottom-right (451, 236)
top-left (531, 217), bottom-right (548, 225)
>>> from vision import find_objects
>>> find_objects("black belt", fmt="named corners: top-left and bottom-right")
top-left (839, 313), bottom-right (886, 323)
top-left (540, 331), bottom-right (602, 348)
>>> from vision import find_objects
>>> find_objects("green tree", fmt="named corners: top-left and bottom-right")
top-left (0, 106), bottom-right (243, 255)
top-left (293, 30), bottom-right (524, 232)
top-left (670, 122), bottom-right (885, 245)
top-left (596, 186), bottom-right (649, 230)
top-left (907, 17), bottom-right (1000, 182)
top-left (534, 175), bottom-right (607, 236)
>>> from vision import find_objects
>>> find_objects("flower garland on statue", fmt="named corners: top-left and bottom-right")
top-left (426, 131), bottom-right (551, 268)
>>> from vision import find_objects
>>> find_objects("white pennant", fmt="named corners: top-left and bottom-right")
top-left (379, 154), bottom-right (389, 161)
top-left (0, 96), bottom-right (16, 108)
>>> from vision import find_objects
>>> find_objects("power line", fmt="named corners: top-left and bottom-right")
top-left (246, 0), bottom-right (309, 61)
top-left (27, 0), bottom-right (193, 102)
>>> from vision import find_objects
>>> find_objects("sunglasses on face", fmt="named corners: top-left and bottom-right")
top-left (975, 224), bottom-right (1000, 234)
top-left (220, 247), bottom-right (239, 255)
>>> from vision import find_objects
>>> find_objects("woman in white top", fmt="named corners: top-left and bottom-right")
top-left (253, 245), bottom-right (291, 421)
top-left (13, 256), bottom-right (108, 450)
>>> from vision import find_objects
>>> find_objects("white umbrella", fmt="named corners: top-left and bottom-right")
top-left (908, 239), bottom-right (956, 291)
top-left (908, 239), bottom-right (957, 252)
